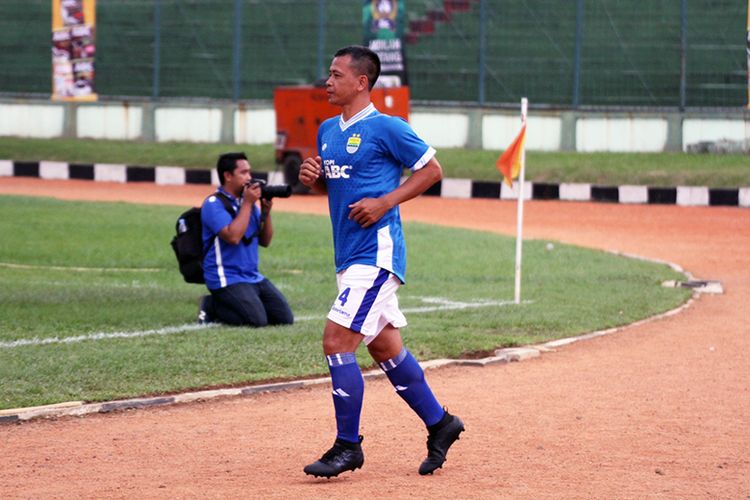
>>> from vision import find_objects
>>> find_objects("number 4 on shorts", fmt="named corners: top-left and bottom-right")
top-left (338, 287), bottom-right (351, 306)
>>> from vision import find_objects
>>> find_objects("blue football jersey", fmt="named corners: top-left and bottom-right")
top-left (317, 103), bottom-right (436, 283)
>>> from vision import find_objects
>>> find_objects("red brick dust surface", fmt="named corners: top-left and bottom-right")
top-left (1, 178), bottom-right (749, 499)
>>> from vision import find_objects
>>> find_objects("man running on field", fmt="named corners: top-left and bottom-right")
top-left (299, 45), bottom-right (465, 478)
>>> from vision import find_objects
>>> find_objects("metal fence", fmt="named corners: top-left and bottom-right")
top-left (0, 0), bottom-right (746, 108)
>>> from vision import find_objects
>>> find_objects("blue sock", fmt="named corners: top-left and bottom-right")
top-left (380, 348), bottom-right (445, 427)
top-left (327, 352), bottom-right (364, 443)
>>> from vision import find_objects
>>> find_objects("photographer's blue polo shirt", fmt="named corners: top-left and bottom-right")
top-left (201, 187), bottom-right (264, 290)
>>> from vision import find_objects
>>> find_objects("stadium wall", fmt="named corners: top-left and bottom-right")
top-left (0, 97), bottom-right (748, 153)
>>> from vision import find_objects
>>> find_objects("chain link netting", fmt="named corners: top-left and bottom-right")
top-left (0, 0), bottom-right (746, 107)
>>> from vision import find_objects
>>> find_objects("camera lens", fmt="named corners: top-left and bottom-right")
top-left (261, 184), bottom-right (292, 199)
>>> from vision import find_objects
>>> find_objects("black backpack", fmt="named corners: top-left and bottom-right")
top-left (170, 193), bottom-right (235, 284)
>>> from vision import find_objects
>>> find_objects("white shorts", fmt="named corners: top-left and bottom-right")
top-left (327, 264), bottom-right (407, 344)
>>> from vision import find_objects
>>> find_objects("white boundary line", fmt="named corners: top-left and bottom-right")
top-left (0, 262), bottom-right (161, 273)
top-left (0, 324), bottom-right (216, 349)
top-left (0, 298), bottom-right (529, 349)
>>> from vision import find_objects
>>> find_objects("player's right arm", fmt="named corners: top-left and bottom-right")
top-left (299, 155), bottom-right (327, 194)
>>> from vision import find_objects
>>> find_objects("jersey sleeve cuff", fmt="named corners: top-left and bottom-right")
top-left (410, 147), bottom-right (436, 171)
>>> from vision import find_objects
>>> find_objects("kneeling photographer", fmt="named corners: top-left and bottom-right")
top-left (198, 152), bottom-right (294, 327)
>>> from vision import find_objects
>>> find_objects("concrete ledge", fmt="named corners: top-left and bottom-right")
top-left (441, 178), bottom-right (473, 199)
top-left (677, 186), bottom-right (709, 206)
top-left (40, 161), bottom-right (69, 180)
top-left (0, 400), bottom-right (84, 417)
top-left (619, 185), bottom-right (649, 204)
top-left (241, 382), bottom-right (305, 395)
top-left (155, 166), bottom-right (186, 186)
top-left (560, 183), bottom-right (591, 201)
top-left (496, 347), bottom-right (542, 362)
top-left (0, 159), bottom-right (12, 176)
top-left (739, 187), bottom-right (750, 207)
top-left (173, 388), bottom-right (243, 404)
top-left (94, 163), bottom-right (127, 183)
top-left (455, 357), bottom-right (509, 367)
top-left (500, 181), bottom-right (533, 201)
top-left (100, 397), bottom-right (176, 413)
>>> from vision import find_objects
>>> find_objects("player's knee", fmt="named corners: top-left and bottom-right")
top-left (323, 334), bottom-right (348, 355)
top-left (366, 326), bottom-right (403, 363)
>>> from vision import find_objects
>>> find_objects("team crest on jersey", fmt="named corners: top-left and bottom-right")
top-left (346, 134), bottom-right (361, 154)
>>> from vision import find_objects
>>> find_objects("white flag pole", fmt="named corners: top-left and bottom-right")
top-left (513, 98), bottom-right (528, 304)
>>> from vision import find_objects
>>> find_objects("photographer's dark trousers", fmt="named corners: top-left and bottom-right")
top-left (205, 279), bottom-right (294, 327)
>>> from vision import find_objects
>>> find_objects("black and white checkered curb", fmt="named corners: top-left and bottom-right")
top-left (2, 159), bottom-right (748, 207)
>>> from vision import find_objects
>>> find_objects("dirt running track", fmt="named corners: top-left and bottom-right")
top-left (1, 178), bottom-right (749, 499)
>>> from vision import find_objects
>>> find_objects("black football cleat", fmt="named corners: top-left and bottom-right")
top-left (304, 436), bottom-right (365, 478)
top-left (419, 411), bottom-right (465, 475)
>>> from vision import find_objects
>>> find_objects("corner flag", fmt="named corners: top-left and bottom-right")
top-left (496, 125), bottom-right (526, 186)
top-left (500, 98), bottom-right (528, 305)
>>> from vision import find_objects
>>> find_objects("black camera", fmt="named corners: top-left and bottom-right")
top-left (248, 179), bottom-right (292, 200)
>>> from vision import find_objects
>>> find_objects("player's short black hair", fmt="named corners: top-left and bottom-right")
top-left (334, 45), bottom-right (381, 90)
top-left (216, 152), bottom-right (247, 185)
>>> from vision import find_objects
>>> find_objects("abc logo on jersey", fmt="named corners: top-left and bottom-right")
top-left (323, 159), bottom-right (352, 179)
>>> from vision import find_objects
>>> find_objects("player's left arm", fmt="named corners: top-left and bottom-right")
top-left (348, 156), bottom-right (443, 228)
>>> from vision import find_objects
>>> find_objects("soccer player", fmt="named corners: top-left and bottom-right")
top-left (299, 45), bottom-right (464, 478)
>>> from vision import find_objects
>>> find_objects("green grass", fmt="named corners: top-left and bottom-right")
top-left (1, 137), bottom-right (748, 187)
top-left (0, 195), bottom-right (691, 410)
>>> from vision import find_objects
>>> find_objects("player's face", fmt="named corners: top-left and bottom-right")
top-left (327, 55), bottom-right (367, 106)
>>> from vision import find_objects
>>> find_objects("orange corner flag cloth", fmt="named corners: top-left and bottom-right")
top-left (496, 124), bottom-right (526, 186)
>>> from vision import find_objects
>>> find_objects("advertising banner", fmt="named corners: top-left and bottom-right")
top-left (52, 0), bottom-right (97, 101)
top-left (363, 0), bottom-right (407, 87)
